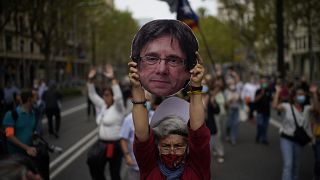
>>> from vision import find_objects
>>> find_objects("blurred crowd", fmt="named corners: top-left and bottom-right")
top-left (0, 63), bottom-right (319, 180)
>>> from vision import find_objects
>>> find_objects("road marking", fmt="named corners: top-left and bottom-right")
top-left (46, 102), bottom-right (99, 179)
top-left (49, 128), bottom-right (98, 169)
top-left (61, 103), bottom-right (87, 117)
top-left (50, 134), bottom-right (98, 179)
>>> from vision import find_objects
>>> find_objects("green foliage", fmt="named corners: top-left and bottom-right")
top-left (218, 0), bottom-right (277, 60)
top-left (2, 0), bottom-right (138, 79)
top-left (196, 16), bottom-right (243, 63)
top-left (93, 9), bottom-right (139, 65)
top-left (218, 0), bottom-right (320, 60)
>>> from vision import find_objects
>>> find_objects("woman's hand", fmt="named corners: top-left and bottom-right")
top-left (88, 68), bottom-right (96, 80)
top-left (190, 52), bottom-right (205, 87)
top-left (26, 146), bottom-right (37, 157)
top-left (310, 84), bottom-right (318, 94)
top-left (128, 61), bottom-right (141, 88)
top-left (189, 52), bottom-right (206, 130)
top-left (104, 64), bottom-right (114, 79)
top-left (275, 84), bottom-right (282, 93)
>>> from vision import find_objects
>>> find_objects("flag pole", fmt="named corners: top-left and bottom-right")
top-left (174, 0), bottom-right (216, 73)
top-left (197, 27), bottom-right (215, 72)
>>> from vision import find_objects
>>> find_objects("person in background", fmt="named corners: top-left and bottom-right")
top-left (202, 76), bottom-right (219, 156)
top-left (2, 89), bottom-right (37, 157)
top-left (202, 76), bottom-right (220, 175)
top-left (2, 89), bottom-right (49, 180)
top-left (279, 79), bottom-right (293, 103)
top-left (225, 78), bottom-right (241, 145)
top-left (272, 85), bottom-right (313, 180)
top-left (32, 80), bottom-right (46, 135)
top-left (119, 95), bottom-right (162, 180)
top-left (42, 81), bottom-right (62, 139)
top-left (241, 75), bottom-right (259, 121)
top-left (128, 51), bottom-right (211, 179)
top-left (0, 84), bottom-right (5, 123)
top-left (254, 77), bottom-right (273, 145)
top-left (86, 65), bottom-right (125, 180)
top-left (87, 90), bottom-right (96, 119)
top-left (309, 84), bottom-right (320, 180)
top-left (37, 80), bottom-right (47, 102)
top-left (212, 76), bottom-right (226, 163)
top-left (3, 81), bottom-right (20, 113)
top-left (121, 85), bottom-right (133, 117)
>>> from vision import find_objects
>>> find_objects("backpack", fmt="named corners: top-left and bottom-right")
top-left (0, 110), bottom-right (18, 155)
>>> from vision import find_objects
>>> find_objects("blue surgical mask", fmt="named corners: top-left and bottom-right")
top-left (202, 85), bottom-right (209, 93)
top-left (145, 101), bottom-right (152, 111)
top-left (296, 95), bottom-right (306, 104)
top-left (261, 83), bottom-right (268, 89)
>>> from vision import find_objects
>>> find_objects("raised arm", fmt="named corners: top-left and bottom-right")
top-left (189, 52), bottom-right (205, 130)
top-left (272, 85), bottom-right (284, 111)
top-left (310, 84), bottom-right (319, 114)
top-left (105, 64), bottom-right (124, 110)
top-left (128, 61), bottom-right (149, 142)
top-left (87, 68), bottom-right (105, 108)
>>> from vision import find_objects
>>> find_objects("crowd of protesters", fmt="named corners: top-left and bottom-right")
top-left (1, 66), bottom-right (320, 180)
top-left (197, 66), bottom-right (320, 180)
top-left (0, 20), bottom-right (319, 180)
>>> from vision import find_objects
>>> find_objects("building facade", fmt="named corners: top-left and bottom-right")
top-left (0, 12), bottom-right (90, 88)
top-left (288, 26), bottom-right (320, 81)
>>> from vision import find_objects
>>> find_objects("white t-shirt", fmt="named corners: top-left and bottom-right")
top-left (279, 103), bottom-right (312, 137)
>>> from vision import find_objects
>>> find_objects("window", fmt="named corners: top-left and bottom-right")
top-left (30, 41), bottom-right (34, 53)
top-left (5, 35), bottom-right (12, 51)
top-left (20, 39), bottom-right (24, 52)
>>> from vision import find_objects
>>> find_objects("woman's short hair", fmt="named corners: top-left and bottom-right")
top-left (153, 116), bottom-right (188, 142)
top-left (131, 19), bottom-right (198, 71)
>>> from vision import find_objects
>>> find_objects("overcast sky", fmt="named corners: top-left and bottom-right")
top-left (114, 0), bottom-right (218, 20)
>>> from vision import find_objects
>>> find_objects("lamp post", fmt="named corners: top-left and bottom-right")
top-left (276, 0), bottom-right (285, 78)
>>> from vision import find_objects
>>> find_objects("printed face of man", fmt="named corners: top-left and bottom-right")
top-left (138, 35), bottom-right (190, 97)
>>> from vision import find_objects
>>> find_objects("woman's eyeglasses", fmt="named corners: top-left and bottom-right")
top-left (159, 144), bottom-right (187, 154)
top-left (139, 56), bottom-right (185, 67)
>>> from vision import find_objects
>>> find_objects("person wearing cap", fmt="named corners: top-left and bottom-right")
top-left (130, 19), bottom-right (198, 97)
top-left (119, 95), bottom-right (162, 180)
top-left (128, 52), bottom-right (210, 179)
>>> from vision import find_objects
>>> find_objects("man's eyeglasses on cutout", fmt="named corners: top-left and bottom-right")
top-left (137, 56), bottom-right (186, 67)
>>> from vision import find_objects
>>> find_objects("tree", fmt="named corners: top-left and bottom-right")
top-left (25, 0), bottom-right (79, 81)
top-left (196, 14), bottom-right (243, 63)
top-left (93, 9), bottom-right (139, 66)
top-left (218, 0), bottom-right (277, 63)
top-left (1, 0), bottom-right (139, 81)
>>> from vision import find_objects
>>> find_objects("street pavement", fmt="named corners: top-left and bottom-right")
top-left (46, 96), bottom-right (314, 180)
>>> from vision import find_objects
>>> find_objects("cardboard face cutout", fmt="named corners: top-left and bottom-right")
top-left (137, 36), bottom-right (191, 97)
